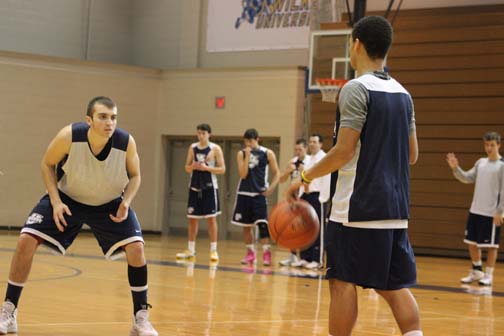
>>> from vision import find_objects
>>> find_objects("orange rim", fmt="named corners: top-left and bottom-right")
top-left (316, 78), bottom-right (348, 87)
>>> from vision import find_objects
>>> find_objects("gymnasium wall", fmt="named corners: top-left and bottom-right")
top-left (0, 51), bottom-right (305, 231)
top-left (316, 4), bottom-right (504, 255)
top-left (155, 67), bottom-right (307, 229)
top-left (0, 0), bottom-right (200, 69)
top-left (0, 0), bottom-right (132, 64)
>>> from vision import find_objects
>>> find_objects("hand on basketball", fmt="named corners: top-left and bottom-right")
top-left (53, 202), bottom-right (72, 232)
top-left (446, 153), bottom-right (459, 169)
top-left (285, 181), bottom-right (303, 201)
top-left (110, 201), bottom-right (129, 223)
top-left (493, 214), bottom-right (503, 227)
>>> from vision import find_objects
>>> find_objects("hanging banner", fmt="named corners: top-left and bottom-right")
top-left (207, 0), bottom-right (312, 52)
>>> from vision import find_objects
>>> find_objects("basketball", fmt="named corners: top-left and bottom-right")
top-left (268, 199), bottom-right (320, 250)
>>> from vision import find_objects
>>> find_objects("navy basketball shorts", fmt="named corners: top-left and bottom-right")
top-left (464, 212), bottom-right (501, 248)
top-left (325, 221), bottom-right (417, 290)
top-left (187, 188), bottom-right (221, 219)
top-left (22, 192), bottom-right (144, 260)
top-left (231, 194), bottom-right (268, 227)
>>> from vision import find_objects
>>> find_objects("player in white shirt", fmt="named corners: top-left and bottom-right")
top-left (447, 131), bottom-right (504, 286)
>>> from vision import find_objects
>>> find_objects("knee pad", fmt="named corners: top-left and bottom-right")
top-left (257, 222), bottom-right (270, 239)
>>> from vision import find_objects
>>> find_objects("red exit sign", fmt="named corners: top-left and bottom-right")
top-left (215, 96), bottom-right (225, 109)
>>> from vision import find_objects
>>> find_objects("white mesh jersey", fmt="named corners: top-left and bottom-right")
top-left (57, 122), bottom-right (130, 206)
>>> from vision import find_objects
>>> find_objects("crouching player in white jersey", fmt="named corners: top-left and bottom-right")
top-left (288, 16), bottom-right (422, 336)
top-left (0, 97), bottom-right (157, 336)
top-left (447, 131), bottom-right (504, 286)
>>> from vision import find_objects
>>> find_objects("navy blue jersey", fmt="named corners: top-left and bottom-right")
top-left (330, 72), bottom-right (416, 228)
top-left (238, 146), bottom-right (269, 195)
top-left (189, 142), bottom-right (218, 191)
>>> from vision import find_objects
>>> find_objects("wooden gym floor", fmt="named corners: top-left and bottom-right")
top-left (0, 231), bottom-right (502, 335)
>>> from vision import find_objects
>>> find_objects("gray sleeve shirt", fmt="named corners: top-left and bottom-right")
top-left (338, 79), bottom-right (416, 134)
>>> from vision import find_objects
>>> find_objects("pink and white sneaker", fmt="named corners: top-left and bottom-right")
top-left (263, 249), bottom-right (272, 266)
top-left (240, 249), bottom-right (256, 264)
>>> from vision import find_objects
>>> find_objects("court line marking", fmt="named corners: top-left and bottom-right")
top-left (1, 247), bottom-right (503, 298)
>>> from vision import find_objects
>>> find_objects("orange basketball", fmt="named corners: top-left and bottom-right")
top-left (268, 199), bottom-right (320, 250)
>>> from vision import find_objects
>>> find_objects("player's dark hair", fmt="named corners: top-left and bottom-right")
top-left (243, 128), bottom-right (259, 140)
top-left (87, 96), bottom-right (116, 117)
top-left (352, 16), bottom-right (393, 60)
top-left (197, 123), bottom-right (212, 134)
top-left (310, 133), bottom-right (323, 143)
top-left (295, 138), bottom-right (307, 146)
top-left (483, 131), bottom-right (501, 144)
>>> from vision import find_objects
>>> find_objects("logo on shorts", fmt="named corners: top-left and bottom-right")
top-left (187, 207), bottom-right (195, 214)
top-left (25, 213), bottom-right (43, 225)
top-left (235, 213), bottom-right (242, 221)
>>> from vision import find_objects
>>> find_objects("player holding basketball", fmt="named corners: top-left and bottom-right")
top-left (176, 123), bottom-right (226, 263)
top-left (447, 131), bottom-right (504, 286)
top-left (0, 97), bottom-right (157, 336)
top-left (232, 128), bottom-right (280, 266)
top-left (278, 138), bottom-right (309, 267)
top-left (288, 16), bottom-right (421, 336)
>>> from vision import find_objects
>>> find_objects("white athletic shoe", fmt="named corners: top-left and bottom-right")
top-left (460, 269), bottom-right (485, 284)
top-left (479, 274), bottom-right (493, 286)
top-left (304, 261), bottom-right (321, 270)
top-left (279, 254), bottom-right (298, 267)
top-left (130, 309), bottom-right (158, 336)
top-left (0, 301), bottom-right (17, 335)
top-left (176, 250), bottom-right (196, 260)
top-left (291, 259), bottom-right (308, 268)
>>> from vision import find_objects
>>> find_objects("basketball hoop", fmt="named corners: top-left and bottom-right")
top-left (316, 78), bottom-right (348, 103)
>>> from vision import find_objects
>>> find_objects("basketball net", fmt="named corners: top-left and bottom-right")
top-left (317, 79), bottom-right (348, 103)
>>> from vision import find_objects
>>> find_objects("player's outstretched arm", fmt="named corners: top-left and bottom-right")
top-left (41, 125), bottom-right (72, 232)
top-left (447, 153), bottom-right (477, 184)
top-left (304, 127), bottom-right (359, 181)
top-left (263, 150), bottom-right (280, 196)
top-left (286, 128), bottom-right (359, 201)
top-left (110, 135), bottom-right (140, 223)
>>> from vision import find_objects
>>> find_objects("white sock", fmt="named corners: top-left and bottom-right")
top-left (486, 266), bottom-right (494, 276)
top-left (473, 260), bottom-right (482, 267)
top-left (403, 330), bottom-right (423, 336)
top-left (246, 244), bottom-right (255, 252)
top-left (210, 242), bottom-right (217, 252)
top-left (188, 241), bottom-right (196, 253)
top-left (262, 244), bottom-right (271, 251)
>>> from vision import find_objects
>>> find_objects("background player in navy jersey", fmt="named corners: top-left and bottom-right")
top-left (176, 123), bottom-right (226, 263)
top-left (232, 128), bottom-right (279, 266)
top-left (288, 16), bottom-right (422, 336)
top-left (447, 131), bottom-right (504, 286)
top-left (278, 138), bottom-right (308, 267)
top-left (0, 97), bottom-right (157, 336)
